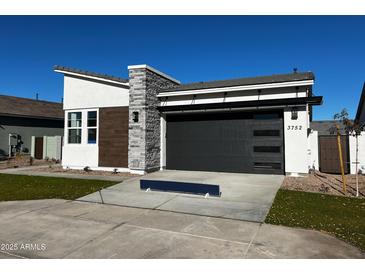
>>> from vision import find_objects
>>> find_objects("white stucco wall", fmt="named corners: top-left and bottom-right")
top-left (61, 75), bottom-right (129, 169)
top-left (283, 107), bottom-right (309, 175)
top-left (62, 145), bottom-right (98, 168)
top-left (349, 132), bottom-right (365, 174)
top-left (62, 108), bottom-right (98, 168)
top-left (160, 114), bottom-right (167, 170)
top-left (63, 75), bottom-right (129, 110)
top-left (308, 130), bottom-right (319, 171)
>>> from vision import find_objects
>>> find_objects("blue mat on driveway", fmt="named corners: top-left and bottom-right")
top-left (140, 179), bottom-right (221, 197)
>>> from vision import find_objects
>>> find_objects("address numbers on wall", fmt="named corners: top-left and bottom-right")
top-left (287, 125), bottom-right (303, 130)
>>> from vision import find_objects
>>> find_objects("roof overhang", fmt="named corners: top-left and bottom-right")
top-left (157, 96), bottom-right (323, 112)
top-left (157, 80), bottom-right (314, 98)
top-left (54, 68), bottom-right (129, 88)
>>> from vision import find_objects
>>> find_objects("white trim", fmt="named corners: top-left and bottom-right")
top-left (54, 69), bottom-right (129, 87)
top-left (127, 64), bottom-right (181, 84)
top-left (157, 80), bottom-right (314, 97)
top-left (160, 105), bottom-right (308, 115)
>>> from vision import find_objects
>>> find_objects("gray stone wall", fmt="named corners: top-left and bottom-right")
top-left (128, 67), bottom-right (178, 172)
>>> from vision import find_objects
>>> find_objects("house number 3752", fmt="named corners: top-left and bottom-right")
top-left (287, 125), bottom-right (302, 130)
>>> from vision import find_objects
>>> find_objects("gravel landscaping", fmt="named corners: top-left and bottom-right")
top-left (282, 171), bottom-right (365, 198)
top-left (30, 165), bottom-right (138, 178)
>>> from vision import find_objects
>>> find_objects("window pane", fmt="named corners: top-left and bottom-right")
top-left (254, 162), bottom-right (281, 169)
top-left (253, 130), bottom-right (280, 137)
top-left (88, 111), bottom-right (97, 127)
top-left (254, 146), bottom-right (281, 153)
top-left (88, 128), bottom-right (97, 144)
top-left (68, 112), bottom-right (82, 127)
top-left (68, 129), bottom-right (81, 144)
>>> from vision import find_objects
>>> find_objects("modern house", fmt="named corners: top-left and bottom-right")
top-left (355, 82), bottom-right (365, 128)
top-left (55, 65), bottom-right (323, 176)
top-left (351, 82), bottom-right (365, 174)
top-left (0, 95), bottom-right (64, 158)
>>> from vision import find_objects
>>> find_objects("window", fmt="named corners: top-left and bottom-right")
top-left (87, 111), bottom-right (97, 144)
top-left (254, 162), bottom-right (281, 170)
top-left (253, 130), bottom-right (280, 137)
top-left (254, 146), bottom-right (281, 153)
top-left (68, 112), bottom-right (82, 127)
top-left (87, 111), bottom-right (97, 127)
top-left (68, 112), bottom-right (82, 144)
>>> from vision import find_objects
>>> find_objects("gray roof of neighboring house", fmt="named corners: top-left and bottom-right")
top-left (310, 120), bottom-right (348, 135)
top-left (161, 71), bottom-right (315, 92)
top-left (0, 95), bottom-right (63, 120)
top-left (54, 65), bottom-right (129, 84)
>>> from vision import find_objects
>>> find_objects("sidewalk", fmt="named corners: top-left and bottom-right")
top-left (0, 199), bottom-right (363, 258)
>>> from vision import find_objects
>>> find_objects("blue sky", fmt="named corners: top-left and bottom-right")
top-left (0, 16), bottom-right (364, 120)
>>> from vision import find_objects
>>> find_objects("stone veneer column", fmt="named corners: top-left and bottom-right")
top-left (128, 65), bottom-right (179, 173)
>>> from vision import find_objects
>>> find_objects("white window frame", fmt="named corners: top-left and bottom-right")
top-left (87, 110), bottom-right (98, 145)
top-left (67, 111), bottom-right (82, 144)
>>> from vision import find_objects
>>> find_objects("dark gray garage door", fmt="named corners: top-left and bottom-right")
top-left (166, 111), bottom-right (284, 174)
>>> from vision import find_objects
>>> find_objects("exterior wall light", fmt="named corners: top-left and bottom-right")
top-left (133, 111), bottom-right (139, 122)
top-left (291, 108), bottom-right (298, 120)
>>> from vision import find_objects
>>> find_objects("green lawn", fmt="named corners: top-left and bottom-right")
top-left (265, 189), bottom-right (365, 252)
top-left (0, 174), bottom-right (118, 201)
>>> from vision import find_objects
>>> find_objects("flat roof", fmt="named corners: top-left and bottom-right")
top-left (160, 71), bottom-right (314, 93)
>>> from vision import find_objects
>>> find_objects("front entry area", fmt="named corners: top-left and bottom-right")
top-left (166, 111), bottom-right (284, 174)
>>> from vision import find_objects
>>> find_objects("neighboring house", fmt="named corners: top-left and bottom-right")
top-left (311, 120), bottom-right (348, 136)
top-left (310, 81), bottom-right (365, 175)
top-left (351, 82), bottom-right (365, 174)
top-left (0, 95), bottom-right (64, 158)
top-left (55, 65), bottom-right (323, 176)
top-left (355, 82), bottom-right (365, 128)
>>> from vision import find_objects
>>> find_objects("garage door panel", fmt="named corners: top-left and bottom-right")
top-left (166, 111), bottom-right (283, 174)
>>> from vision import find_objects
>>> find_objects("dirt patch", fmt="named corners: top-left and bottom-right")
top-left (31, 165), bottom-right (138, 178)
top-left (282, 171), bottom-right (365, 198)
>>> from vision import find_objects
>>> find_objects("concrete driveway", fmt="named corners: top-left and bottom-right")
top-left (78, 170), bottom-right (283, 223)
top-left (0, 199), bottom-right (363, 259)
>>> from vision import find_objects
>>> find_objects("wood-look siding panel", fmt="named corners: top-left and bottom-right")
top-left (98, 107), bottom-right (129, 168)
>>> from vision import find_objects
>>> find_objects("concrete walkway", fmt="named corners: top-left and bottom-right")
top-left (0, 199), bottom-right (363, 259)
top-left (78, 170), bottom-right (283, 223)
top-left (0, 165), bottom-right (128, 182)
